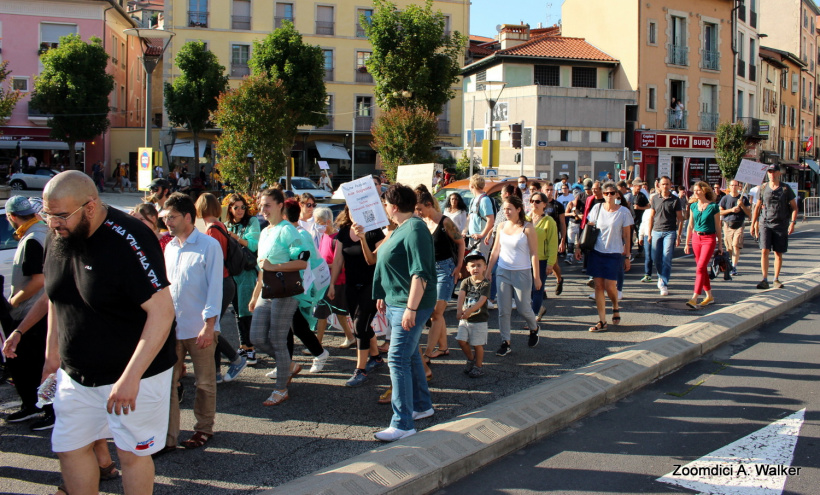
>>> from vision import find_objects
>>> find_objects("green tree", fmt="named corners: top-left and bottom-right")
top-left (29, 34), bottom-right (114, 169)
top-left (455, 150), bottom-right (471, 179)
top-left (214, 74), bottom-right (292, 194)
top-left (164, 41), bottom-right (228, 170)
top-left (364, 0), bottom-right (467, 114)
top-left (715, 121), bottom-right (748, 180)
top-left (0, 61), bottom-right (23, 127)
top-left (371, 107), bottom-right (438, 180)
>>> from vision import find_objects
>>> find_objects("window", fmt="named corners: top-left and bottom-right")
top-left (792, 73), bottom-right (799, 93)
top-left (790, 107), bottom-right (796, 128)
top-left (476, 70), bottom-right (486, 91)
top-left (188, 0), bottom-right (208, 27)
top-left (560, 130), bottom-right (569, 142)
top-left (230, 44), bottom-right (250, 77)
top-left (648, 21), bottom-right (657, 45)
top-left (316, 5), bottom-right (334, 35)
top-left (669, 16), bottom-right (687, 65)
top-left (703, 23), bottom-right (719, 70)
top-left (11, 77), bottom-right (29, 92)
top-left (111, 34), bottom-right (118, 62)
top-left (356, 51), bottom-right (372, 83)
top-left (317, 95), bottom-right (333, 130)
top-left (748, 94), bottom-right (754, 117)
top-left (110, 87), bottom-right (117, 109)
top-left (355, 96), bottom-right (372, 131)
top-left (781, 104), bottom-right (787, 125)
top-left (275, 3), bottom-right (294, 28)
top-left (40, 23), bottom-right (77, 49)
top-left (648, 86), bottom-right (657, 110)
top-left (232, 0), bottom-right (251, 30)
top-left (120, 86), bottom-right (125, 111)
top-left (322, 49), bottom-right (333, 81)
top-left (534, 65), bottom-right (559, 86)
top-left (357, 9), bottom-right (373, 37)
top-left (671, 16), bottom-right (685, 47)
top-left (571, 67), bottom-right (597, 88)
top-left (737, 90), bottom-right (744, 119)
top-left (790, 140), bottom-right (795, 160)
top-left (601, 131), bottom-right (609, 143)
top-left (783, 70), bottom-right (788, 90)
top-left (443, 15), bottom-right (451, 37)
top-left (737, 32), bottom-right (744, 61)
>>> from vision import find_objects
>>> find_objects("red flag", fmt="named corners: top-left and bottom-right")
top-left (807, 136), bottom-right (814, 153)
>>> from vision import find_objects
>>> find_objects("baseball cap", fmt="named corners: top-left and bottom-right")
top-left (631, 179), bottom-right (644, 186)
top-left (583, 178), bottom-right (594, 189)
top-left (149, 178), bottom-right (171, 190)
top-left (6, 195), bottom-right (37, 216)
top-left (767, 164), bottom-right (778, 172)
top-left (464, 251), bottom-right (486, 264)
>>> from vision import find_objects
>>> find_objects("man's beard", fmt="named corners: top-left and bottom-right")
top-left (50, 214), bottom-right (91, 261)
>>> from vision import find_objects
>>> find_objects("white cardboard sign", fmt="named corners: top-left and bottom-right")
top-left (734, 159), bottom-right (769, 186)
top-left (340, 176), bottom-right (389, 232)
top-left (396, 163), bottom-right (437, 189)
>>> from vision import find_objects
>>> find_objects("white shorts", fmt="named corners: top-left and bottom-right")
top-left (52, 367), bottom-right (173, 456)
top-left (456, 320), bottom-right (489, 346)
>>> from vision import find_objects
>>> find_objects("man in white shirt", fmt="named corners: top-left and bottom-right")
top-left (161, 193), bottom-right (224, 452)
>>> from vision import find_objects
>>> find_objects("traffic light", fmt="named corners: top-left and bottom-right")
top-left (510, 123), bottom-right (522, 149)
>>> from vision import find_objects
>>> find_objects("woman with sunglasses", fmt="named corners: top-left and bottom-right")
top-left (683, 182), bottom-right (723, 308)
top-left (527, 192), bottom-right (558, 322)
top-left (298, 193), bottom-right (320, 248)
top-left (575, 181), bottom-right (633, 333)
top-left (225, 193), bottom-right (261, 364)
top-left (487, 195), bottom-right (541, 356)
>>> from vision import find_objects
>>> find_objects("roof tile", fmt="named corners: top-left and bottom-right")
top-left (497, 36), bottom-right (617, 62)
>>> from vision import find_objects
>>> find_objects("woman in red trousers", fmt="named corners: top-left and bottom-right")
top-left (683, 181), bottom-right (723, 308)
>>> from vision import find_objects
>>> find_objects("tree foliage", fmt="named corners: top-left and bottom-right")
top-left (164, 41), bottom-right (228, 168)
top-left (29, 34), bottom-right (114, 168)
top-left (364, 0), bottom-right (467, 114)
top-left (0, 61), bottom-right (23, 127)
top-left (715, 121), bottom-right (748, 180)
top-left (248, 21), bottom-right (327, 129)
top-left (214, 74), bottom-right (292, 194)
top-left (371, 107), bottom-right (438, 180)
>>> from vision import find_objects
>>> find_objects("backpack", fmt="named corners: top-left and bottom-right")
top-left (475, 193), bottom-right (498, 220)
top-left (207, 223), bottom-right (256, 276)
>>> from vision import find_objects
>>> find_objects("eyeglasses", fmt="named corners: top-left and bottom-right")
top-left (232, 205), bottom-right (247, 210)
top-left (602, 191), bottom-right (617, 196)
top-left (42, 201), bottom-right (91, 224)
top-left (531, 200), bottom-right (543, 204)
top-left (164, 213), bottom-right (181, 222)
top-left (302, 203), bottom-right (316, 208)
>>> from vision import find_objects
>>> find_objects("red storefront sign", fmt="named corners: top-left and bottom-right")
top-left (636, 131), bottom-right (714, 150)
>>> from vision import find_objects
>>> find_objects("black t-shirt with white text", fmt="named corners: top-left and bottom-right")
top-left (44, 207), bottom-right (176, 387)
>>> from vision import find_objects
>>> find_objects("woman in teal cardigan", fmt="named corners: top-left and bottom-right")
top-left (225, 194), bottom-right (261, 364)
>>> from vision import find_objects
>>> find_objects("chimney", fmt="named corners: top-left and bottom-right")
top-left (499, 24), bottom-right (530, 50)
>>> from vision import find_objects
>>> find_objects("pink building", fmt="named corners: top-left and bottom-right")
top-left (0, 0), bottom-right (146, 177)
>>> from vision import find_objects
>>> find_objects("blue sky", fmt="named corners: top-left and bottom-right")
top-left (469, 0), bottom-right (564, 38)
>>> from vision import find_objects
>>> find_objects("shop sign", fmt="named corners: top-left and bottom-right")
top-left (639, 132), bottom-right (714, 150)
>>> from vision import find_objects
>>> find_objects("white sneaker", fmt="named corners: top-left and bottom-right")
top-left (266, 369), bottom-right (277, 379)
top-left (374, 427), bottom-right (417, 442)
top-left (486, 300), bottom-right (497, 310)
top-left (588, 293), bottom-right (595, 300)
top-left (412, 408), bottom-right (435, 420)
top-left (309, 349), bottom-right (330, 373)
top-left (657, 279), bottom-right (663, 290)
top-left (617, 290), bottom-right (623, 300)
top-left (511, 300), bottom-right (517, 309)
top-left (301, 348), bottom-right (313, 356)
top-left (660, 287), bottom-right (669, 296)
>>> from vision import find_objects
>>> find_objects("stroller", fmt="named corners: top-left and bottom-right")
top-left (709, 250), bottom-right (733, 281)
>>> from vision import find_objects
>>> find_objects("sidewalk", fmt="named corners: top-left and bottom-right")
top-left (269, 267), bottom-right (820, 495)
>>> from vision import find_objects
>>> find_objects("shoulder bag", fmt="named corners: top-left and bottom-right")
top-left (578, 203), bottom-right (602, 252)
top-left (261, 270), bottom-right (304, 299)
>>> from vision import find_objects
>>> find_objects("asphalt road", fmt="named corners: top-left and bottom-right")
top-left (442, 295), bottom-right (820, 495)
top-left (1, 210), bottom-right (819, 494)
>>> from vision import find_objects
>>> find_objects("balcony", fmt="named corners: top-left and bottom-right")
top-left (437, 119), bottom-right (449, 134)
top-left (232, 15), bottom-right (250, 30)
top-left (702, 49), bottom-right (720, 71)
top-left (356, 23), bottom-right (367, 38)
top-left (749, 63), bottom-right (757, 82)
top-left (188, 11), bottom-right (208, 28)
top-left (667, 44), bottom-right (688, 66)
top-left (666, 108), bottom-right (688, 129)
top-left (324, 68), bottom-right (333, 82)
top-left (274, 16), bottom-right (293, 29)
top-left (355, 67), bottom-right (373, 83)
top-left (230, 63), bottom-right (250, 78)
top-left (737, 59), bottom-right (746, 78)
top-left (700, 112), bottom-right (719, 131)
top-left (737, 117), bottom-right (770, 139)
top-left (316, 21), bottom-right (334, 35)
top-left (355, 116), bottom-right (372, 132)
top-left (750, 10), bottom-right (757, 28)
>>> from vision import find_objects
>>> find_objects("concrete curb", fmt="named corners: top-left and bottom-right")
top-left (265, 268), bottom-right (820, 495)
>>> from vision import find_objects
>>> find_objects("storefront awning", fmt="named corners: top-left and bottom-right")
top-left (169, 140), bottom-right (207, 157)
top-left (781, 161), bottom-right (802, 170)
top-left (314, 141), bottom-right (351, 160)
top-left (805, 159), bottom-right (820, 175)
top-left (0, 140), bottom-right (84, 151)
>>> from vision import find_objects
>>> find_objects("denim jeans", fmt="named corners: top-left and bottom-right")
top-left (531, 259), bottom-right (548, 314)
top-left (643, 234), bottom-right (654, 276)
top-left (386, 304), bottom-right (435, 431)
top-left (651, 230), bottom-right (677, 288)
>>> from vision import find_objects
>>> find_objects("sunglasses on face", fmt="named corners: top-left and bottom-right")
top-left (531, 199), bottom-right (543, 204)
top-left (602, 191), bottom-right (617, 196)
top-left (302, 203), bottom-right (316, 208)
top-left (232, 205), bottom-right (247, 210)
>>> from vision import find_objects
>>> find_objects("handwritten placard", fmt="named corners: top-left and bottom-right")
top-left (340, 176), bottom-right (389, 232)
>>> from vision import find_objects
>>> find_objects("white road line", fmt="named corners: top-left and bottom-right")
top-left (657, 408), bottom-right (806, 495)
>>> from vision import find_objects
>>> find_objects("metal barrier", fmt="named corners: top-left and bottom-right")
top-left (805, 197), bottom-right (820, 217)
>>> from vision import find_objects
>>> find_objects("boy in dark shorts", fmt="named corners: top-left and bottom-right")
top-left (456, 252), bottom-right (490, 378)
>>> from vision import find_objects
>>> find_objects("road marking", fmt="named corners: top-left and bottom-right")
top-left (657, 408), bottom-right (805, 495)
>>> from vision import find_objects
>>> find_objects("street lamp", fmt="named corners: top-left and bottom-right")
top-left (483, 80), bottom-right (506, 170)
top-left (123, 28), bottom-right (175, 150)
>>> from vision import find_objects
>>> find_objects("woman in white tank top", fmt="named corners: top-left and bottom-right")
top-left (487, 195), bottom-right (541, 356)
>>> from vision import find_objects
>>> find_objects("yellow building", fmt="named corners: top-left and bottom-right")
top-left (562, 0), bottom-right (737, 187)
top-left (158, 0), bottom-right (468, 180)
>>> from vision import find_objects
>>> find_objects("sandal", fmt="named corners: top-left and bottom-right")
top-left (180, 431), bottom-right (212, 449)
top-left (427, 348), bottom-right (450, 359)
top-left (422, 354), bottom-right (432, 365)
top-left (263, 389), bottom-right (289, 406)
top-left (286, 364), bottom-right (302, 386)
top-left (555, 278), bottom-right (564, 296)
top-left (588, 321), bottom-right (608, 333)
top-left (99, 462), bottom-right (119, 481)
top-left (612, 310), bottom-right (621, 325)
top-left (426, 371), bottom-right (433, 382)
top-left (377, 387), bottom-right (392, 405)
top-left (377, 343), bottom-right (390, 353)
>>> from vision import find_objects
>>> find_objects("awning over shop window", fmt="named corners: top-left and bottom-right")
top-left (169, 140), bottom-right (208, 157)
top-left (314, 141), bottom-right (351, 160)
top-left (0, 140), bottom-right (84, 151)
top-left (780, 161), bottom-right (802, 170)
top-left (805, 159), bottom-right (820, 175)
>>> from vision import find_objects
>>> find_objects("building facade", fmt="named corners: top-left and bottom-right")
top-left (160, 0), bottom-right (468, 180)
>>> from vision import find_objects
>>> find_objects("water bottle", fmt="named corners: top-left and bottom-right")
top-left (36, 373), bottom-right (57, 408)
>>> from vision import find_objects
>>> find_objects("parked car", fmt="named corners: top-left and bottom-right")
top-left (433, 176), bottom-right (519, 211)
top-left (278, 176), bottom-right (332, 200)
top-left (9, 167), bottom-right (59, 190)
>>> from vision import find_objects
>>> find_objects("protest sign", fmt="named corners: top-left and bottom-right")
top-left (734, 159), bottom-right (769, 186)
top-left (396, 163), bottom-right (437, 189)
top-left (340, 176), bottom-right (389, 232)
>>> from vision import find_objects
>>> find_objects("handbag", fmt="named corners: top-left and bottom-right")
top-left (261, 270), bottom-right (304, 299)
top-left (578, 203), bottom-right (602, 252)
